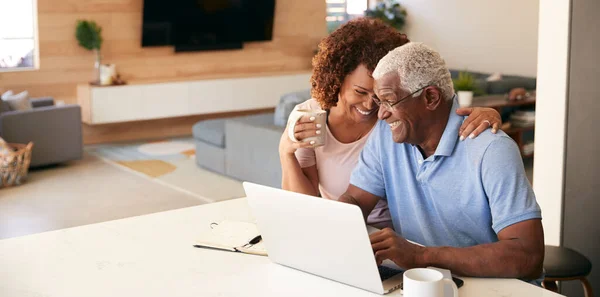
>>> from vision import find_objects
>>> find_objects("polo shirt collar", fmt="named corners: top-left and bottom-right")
top-left (433, 95), bottom-right (461, 157)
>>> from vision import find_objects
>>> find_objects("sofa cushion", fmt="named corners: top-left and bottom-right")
top-left (195, 140), bottom-right (226, 174)
top-left (0, 99), bottom-right (10, 115)
top-left (474, 79), bottom-right (490, 95)
top-left (192, 118), bottom-right (226, 148)
top-left (273, 89), bottom-right (312, 127)
top-left (231, 113), bottom-right (278, 128)
top-left (2, 91), bottom-right (31, 111)
top-left (487, 77), bottom-right (537, 95)
top-left (225, 115), bottom-right (284, 188)
top-left (1, 90), bottom-right (13, 113)
top-left (449, 69), bottom-right (490, 80)
top-left (30, 97), bottom-right (55, 108)
top-left (501, 75), bottom-right (537, 90)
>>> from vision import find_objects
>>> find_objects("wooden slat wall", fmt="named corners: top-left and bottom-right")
top-left (82, 107), bottom-right (276, 145)
top-left (0, 0), bottom-right (326, 144)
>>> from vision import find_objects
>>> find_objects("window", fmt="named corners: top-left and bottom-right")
top-left (326, 0), bottom-right (369, 33)
top-left (0, 0), bottom-right (38, 71)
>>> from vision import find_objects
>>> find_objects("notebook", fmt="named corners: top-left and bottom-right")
top-left (194, 220), bottom-right (267, 256)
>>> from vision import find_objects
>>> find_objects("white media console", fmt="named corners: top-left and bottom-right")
top-left (77, 72), bottom-right (311, 125)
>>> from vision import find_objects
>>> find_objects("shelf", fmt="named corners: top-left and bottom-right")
top-left (471, 95), bottom-right (536, 109)
top-left (470, 95), bottom-right (536, 160)
top-left (504, 124), bottom-right (535, 134)
top-left (77, 73), bottom-right (311, 125)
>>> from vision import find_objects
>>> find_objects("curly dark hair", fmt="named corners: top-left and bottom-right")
top-left (311, 18), bottom-right (410, 109)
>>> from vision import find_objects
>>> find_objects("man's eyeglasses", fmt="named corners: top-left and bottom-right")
top-left (372, 85), bottom-right (429, 110)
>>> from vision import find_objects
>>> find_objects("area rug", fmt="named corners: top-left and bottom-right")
top-left (87, 138), bottom-right (246, 202)
top-left (0, 153), bottom-right (204, 240)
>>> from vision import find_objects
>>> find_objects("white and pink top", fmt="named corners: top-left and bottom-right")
top-left (293, 99), bottom-right (392, 228)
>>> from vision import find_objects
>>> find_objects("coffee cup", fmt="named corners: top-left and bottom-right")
top-left (287, 109), bottom-right (326, 148)
top-left (403, 268), bottom-right (458, 297)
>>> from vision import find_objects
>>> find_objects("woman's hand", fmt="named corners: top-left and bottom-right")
top-left (279, 115), bottom-right (323, 155)
top-left (456, 107), bottom-right (502, 140)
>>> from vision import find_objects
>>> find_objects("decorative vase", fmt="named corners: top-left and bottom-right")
top-left (93, 49), bottom-right (101, 85)
top-left (457, 91), bottom-right (473, 107)
top-left (100, 64), bottom-right (116, 86)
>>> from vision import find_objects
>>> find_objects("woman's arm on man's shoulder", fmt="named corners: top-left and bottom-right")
top-left (456, 107), bottom-right (502, 140)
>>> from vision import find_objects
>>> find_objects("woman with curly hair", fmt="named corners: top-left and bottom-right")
top-left (279, 18), bottom-right (501, 228)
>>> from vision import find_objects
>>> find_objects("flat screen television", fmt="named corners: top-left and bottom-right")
top-left (142, 0), bottom-right (276, 52)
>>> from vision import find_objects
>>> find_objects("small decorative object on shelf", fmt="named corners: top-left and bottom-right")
top-left (0, 138), bottom-right (33, 188)
top-left (453, 71), bottom-right (477, 107)
top-left (99, 64), bottom-right (116, 86)
top-left (89, 66), bottom-right (127, 87)
top-left (111, 74), bottom-right (127, 86)
top-left (75, 20), bottom-right (104, 85)
top-left (506, 87), bottom-right (533, 101)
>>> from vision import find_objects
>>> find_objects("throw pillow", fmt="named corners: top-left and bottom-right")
top-left (0, 99), bottom-right (9, 114)
top-left (273, 89), bottom-right (312, 127)
top-left (1, 90), bottom-right (13, 101)
top-left (1, 91), bottom-right (31, 111)
top-left (486, 72), bottom-right (503, 82)
top-left (1, 90), bottom-right (14, 113)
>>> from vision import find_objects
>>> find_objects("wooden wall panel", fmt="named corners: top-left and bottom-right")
top-left (0, 0), bottom-right (326, 144)
top-left (83, 108), bottom-right (276, 145)
top-left (37, 0), bottom-right (142, 13)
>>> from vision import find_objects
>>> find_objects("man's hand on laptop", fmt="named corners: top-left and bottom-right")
top-left (370, 228), bottom-right (426, 269)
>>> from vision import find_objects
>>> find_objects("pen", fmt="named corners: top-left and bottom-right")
top-left (248, 235), bottom-right (262, 245)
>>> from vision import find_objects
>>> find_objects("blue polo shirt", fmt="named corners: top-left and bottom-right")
top-left (350, 99), bottom-right (542, 248)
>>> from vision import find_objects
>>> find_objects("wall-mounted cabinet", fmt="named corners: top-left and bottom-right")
top-left (77, 73), bottom-right (311, 125)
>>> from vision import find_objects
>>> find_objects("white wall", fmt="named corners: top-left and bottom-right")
top-left (401, 0), bottom-right (539, 77)
top-left (533, 0), bottom-right (571, 246)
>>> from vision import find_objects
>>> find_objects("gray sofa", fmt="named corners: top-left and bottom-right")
top-left (193, 70), bottom-right (536, 187)
top-left (449, 69), bottom-right (537, 95)
top-left (193, 90), bottom-right (311, 188)
top-left (0, 97), bottom-right (83, 167)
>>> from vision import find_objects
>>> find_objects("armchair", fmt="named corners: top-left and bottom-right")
top-left (0, 97), bottom-right (83, 167)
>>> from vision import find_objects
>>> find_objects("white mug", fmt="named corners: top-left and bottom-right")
top-left (403, 268), bottom-right (458, 297)
top-left (287, 109), bottom-right (326, 148)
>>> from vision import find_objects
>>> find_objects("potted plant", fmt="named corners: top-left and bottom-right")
top-left (75, 20), bottom-right (103, 85)
top-left (453, 71), bottom-right (477, 107)
top-left (364, 0), bottom-right (408, 32)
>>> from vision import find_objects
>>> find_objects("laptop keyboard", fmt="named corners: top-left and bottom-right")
top-left (378, 265), bottom-right (403, 281)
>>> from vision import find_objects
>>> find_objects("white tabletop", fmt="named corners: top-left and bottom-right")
top-left (0, 198), bottom-right (563, 297)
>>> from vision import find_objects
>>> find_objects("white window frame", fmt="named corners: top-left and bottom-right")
top-left (326, 0), bottom-right (370, 32)
top-left (0, 0), bottom-right (40, 72)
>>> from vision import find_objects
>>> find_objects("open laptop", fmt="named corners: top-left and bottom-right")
top-left (243, 182), bottom-right (404, 294)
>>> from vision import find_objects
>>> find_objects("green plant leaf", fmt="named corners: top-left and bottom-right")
top-left (453, 71), bottom-right (478, 92)
top-left (364, 0), bottom-right (407, 31)
top-left (75, 20), bottom-right (103, 51)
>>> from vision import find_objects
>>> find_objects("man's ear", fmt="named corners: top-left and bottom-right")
top-left (424, 87), bottom-right (442, 111)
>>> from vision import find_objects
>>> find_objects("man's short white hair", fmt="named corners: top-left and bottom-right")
top-left (373, 42), bottom-right (454, 101)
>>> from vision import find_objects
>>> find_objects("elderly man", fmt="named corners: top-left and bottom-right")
top-left (339, 43), bottom-right (544, 281)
